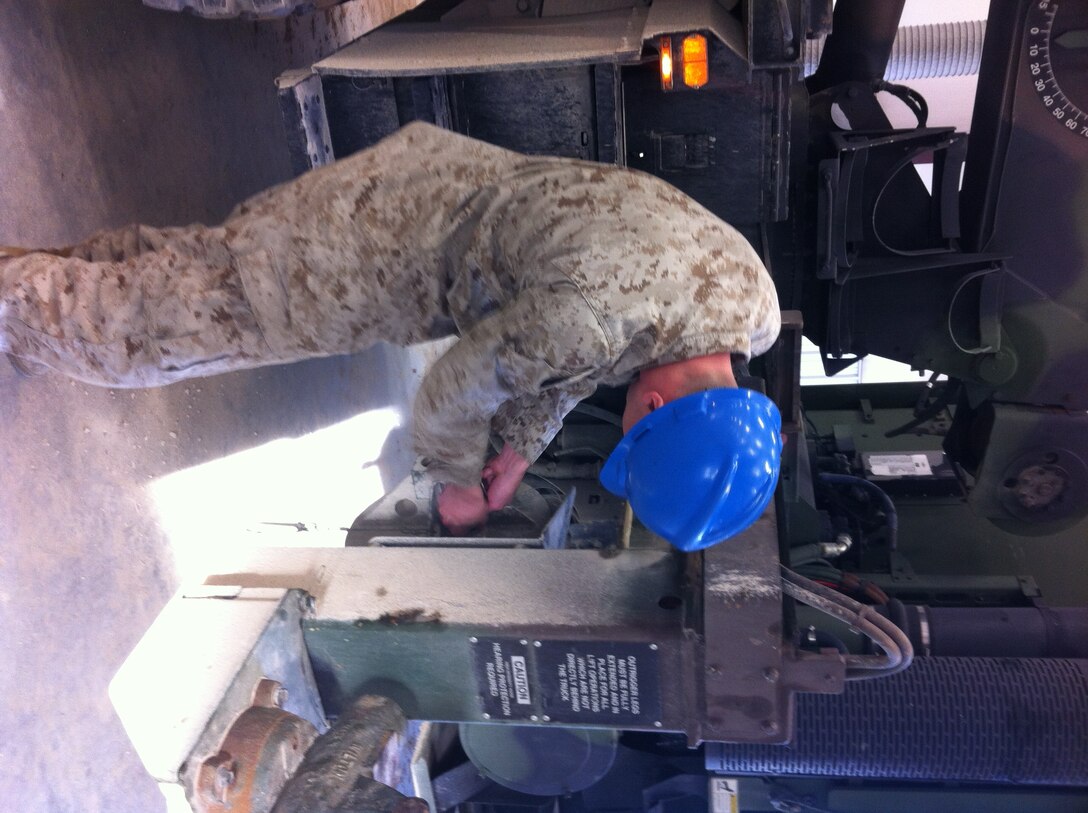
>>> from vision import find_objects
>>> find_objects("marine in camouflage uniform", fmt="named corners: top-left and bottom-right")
top-left (0, 122), bottom-right (780, 486)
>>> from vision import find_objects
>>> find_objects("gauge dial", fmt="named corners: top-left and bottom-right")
top-left (1026, 1), bottom-right (1088, 138)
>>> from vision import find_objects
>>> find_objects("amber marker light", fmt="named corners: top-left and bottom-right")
top-left (659, 36), bottom-right (674, 91)
top-left (681, 33), bottom-right (709, 89)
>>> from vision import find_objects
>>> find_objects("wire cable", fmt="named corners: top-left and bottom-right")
top-left (781, 580), bottom-right (901, 674)
top-left (947, 267), bottom-right (998, 355)
top-left (872, 79), bottom-right (929, 127)
top-left (781, 566), bottom-right (914, 681)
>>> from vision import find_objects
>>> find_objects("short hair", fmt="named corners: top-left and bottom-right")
top-left (675, 364), bottom-right (737, 398)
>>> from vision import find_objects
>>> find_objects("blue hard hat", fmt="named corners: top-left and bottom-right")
top-left (599, 388), bottom-right (782, 551)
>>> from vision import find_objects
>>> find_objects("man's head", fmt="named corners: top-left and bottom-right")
top-left (603, 382), bottom-right (783, 551)
top-left (622, 352), bottom-right (738, 433)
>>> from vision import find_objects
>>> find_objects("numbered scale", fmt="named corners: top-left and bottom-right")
top-left (1027, 1), bottom-right (1088, 138)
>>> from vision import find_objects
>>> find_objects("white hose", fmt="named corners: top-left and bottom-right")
top-left (803, 20), bottom-right (987, 81)
top-left (781, 566), bottom-right (915, 681)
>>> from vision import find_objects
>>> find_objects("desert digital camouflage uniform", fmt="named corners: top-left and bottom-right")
top-left (0, 122), bottom-right (780, 486)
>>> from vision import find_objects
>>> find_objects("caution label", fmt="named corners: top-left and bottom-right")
top-left (474, 639), bottom-right (533, 720)
top-left (471, 639), bottom-right (662, 726)
top-left (510, 655), bottom-right (532, 705)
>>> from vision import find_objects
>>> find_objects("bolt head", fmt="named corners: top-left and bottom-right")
top-left (394, 498), bottom-right (419, 518)
top-left (215, 764), bottom-right (235, 791)
top-left (760, 719), bottom-right (779, 735)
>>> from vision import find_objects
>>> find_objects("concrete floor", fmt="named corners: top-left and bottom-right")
top-left (0, 3), bottom-right (428, 810)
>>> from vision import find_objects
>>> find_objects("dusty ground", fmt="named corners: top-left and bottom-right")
top-left (0, 2), bottom-right (428, 810)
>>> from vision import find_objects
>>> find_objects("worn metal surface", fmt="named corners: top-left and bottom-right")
top-left (593, 63), bottom-right (624, 166)
top-left (200, 545), bottom-right (687, 728)
top-left (203, 546), bottom-right (682, 634)
top-left (315, 6), bottom-right (649, 77)
top-left (447, 66), bottom-right (600, 160)
top-left (697, 307), bottom-right (844, 746)
top-left (277, 70), bottom-right (335, 177)
top-left (110, 587), bottom-right (327, 790)
top-left (700, 507), bottom-right (793, 744)
top-left (194, 696), bottom-right (318, 813)
top-left (744, 0), bottom-right (808, 67)
top-left (272, 695), bottom-right (427, 813)
top-left (192, 509), bottom-right (845, 744)
top-left (955, 403), bottom-right (1088, 535)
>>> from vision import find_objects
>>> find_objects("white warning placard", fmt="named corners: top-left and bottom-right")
top-left (867, 454), bottom-right (932, 477)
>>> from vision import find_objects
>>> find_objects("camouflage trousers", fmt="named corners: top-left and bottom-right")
top-left (1, 225), bottom-right (273, 386)
top-left (0, 195), bottom-right (458, 389)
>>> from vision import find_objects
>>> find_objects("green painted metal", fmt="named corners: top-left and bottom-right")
top-left (800, 383), bottom-right (1088, 605)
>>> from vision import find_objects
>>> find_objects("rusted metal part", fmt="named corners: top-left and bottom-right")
top-left (271, 695), bottom-right (428, 813)
top-left (193, 681), bottom-right (319, 813)
top-left (699, 506), bottom-right (788, 744)
top-left (253, 678), bottom-right (290, 709)
top-left (277, 71), bottom-right (335, 177)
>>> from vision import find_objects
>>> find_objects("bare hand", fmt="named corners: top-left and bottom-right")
top-left (481, 444), bottom-right (531, 511)
top-left (437, 482), bottom-right (489, 535)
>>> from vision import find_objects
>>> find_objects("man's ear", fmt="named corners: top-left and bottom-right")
top-left (646, 391), bottom-right (665, 412)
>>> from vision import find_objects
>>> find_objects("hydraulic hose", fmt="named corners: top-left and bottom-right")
top-left (818, 473), bottom-right (898, 551)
